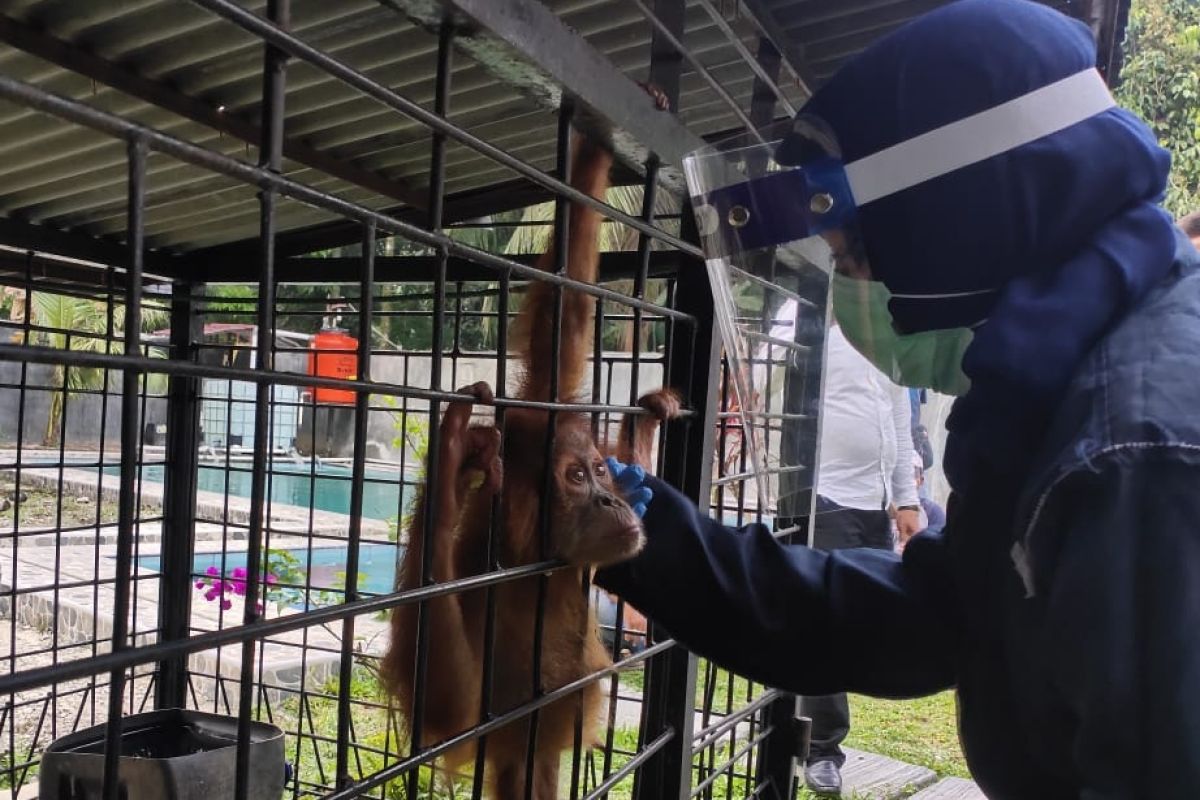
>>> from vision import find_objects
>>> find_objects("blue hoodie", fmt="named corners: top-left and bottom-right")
top-left (598, 2), bottom-right (1200, 796)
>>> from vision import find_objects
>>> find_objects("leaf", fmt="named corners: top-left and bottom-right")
top-left (1116, 0), bottom-right (1200, 218)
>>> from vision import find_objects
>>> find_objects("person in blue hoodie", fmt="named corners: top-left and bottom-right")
top-left (597, 1), bottom-right (1200, 797)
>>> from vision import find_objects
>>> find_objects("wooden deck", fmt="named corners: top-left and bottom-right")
top-left (908, 777), bottom-right (987, 799)
top-left (800, 747), bottom-right (985, 799)
top-left (840, 747), bottom-right (937, 797)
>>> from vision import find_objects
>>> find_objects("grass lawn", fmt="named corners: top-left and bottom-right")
top-left (622, 663), bottom-right (970, 792)
top-left (845, 691), bottom-right (969, 779)
top-left (284, 661), bottom-right (966, 798)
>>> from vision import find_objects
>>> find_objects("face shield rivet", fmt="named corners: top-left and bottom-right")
top-left (810, 193), bottom-right (834, 214)
top-left (728, 205), bottom-right (751, 228)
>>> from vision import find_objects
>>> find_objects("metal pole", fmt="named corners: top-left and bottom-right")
top-left (100, 133), bottom-right (147, 800)
top-left (155, 281), bottom-right (203, 710)
top-left (472, 264), bottom-right (509, 797)
top-left (693, 0), bottom-right (796, 116)
top-left (626, 3), bottom-right (706, 797)
top-left (629, 0), bottom-right (762, 137)
top-left (636, 201), bottom-right (719, 800)
top-left (752, 34), bottom-right (810, 799)
top-left (236, 1), bottom-right (288, 796)
top-left (525, 94), bottom-right (574, 800)
top-left (334, 220), bottom-right (375, 789)
top-left (406, 21), bottom-right (453, 797)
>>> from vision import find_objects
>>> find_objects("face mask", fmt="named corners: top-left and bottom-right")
top-left (830, 271), bottom-right (975, 396)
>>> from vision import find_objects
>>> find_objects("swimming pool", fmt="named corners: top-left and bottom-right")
top-left (103, 462), bottom-right (411, 521)
top-left (138, 542), bottom-right (403, 599)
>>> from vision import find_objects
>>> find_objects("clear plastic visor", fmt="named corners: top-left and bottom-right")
top-left (683, 118), bottom-right (861, 522)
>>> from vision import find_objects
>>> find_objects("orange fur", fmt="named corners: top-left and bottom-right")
top-left (382, 130), bottom-right (679, 799)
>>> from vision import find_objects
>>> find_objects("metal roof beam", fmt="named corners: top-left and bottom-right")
top-left (0, 249), bottom-right (144, 294)
top-left (0, 14), bottom-right (428, 210)
top-left (692, 0), bottom-right (800, 113)
top-left (183, 250), bottom-right (684, 285)
top-left (383, 0), bottom-right (706, 194)
top-left (732, 0), bottom-right (818, 98)
top-left (0, 216), bottom-right (177, 277)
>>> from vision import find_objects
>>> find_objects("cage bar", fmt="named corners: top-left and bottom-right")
top-left (0, 0), bottom-right (1023, 796)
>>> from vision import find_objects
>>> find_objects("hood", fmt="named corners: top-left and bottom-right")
top-left (797, 0), bottom-right (1173, 335)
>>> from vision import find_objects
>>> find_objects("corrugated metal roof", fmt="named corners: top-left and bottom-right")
top-left (0, 0), bottom-right (1128, 270)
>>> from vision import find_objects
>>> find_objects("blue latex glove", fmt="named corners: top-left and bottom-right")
top-left (605, 457), bottom-right (653, 518)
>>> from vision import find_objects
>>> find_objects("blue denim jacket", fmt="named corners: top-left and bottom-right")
top-left (597, 235), bottom-right (1200, 799)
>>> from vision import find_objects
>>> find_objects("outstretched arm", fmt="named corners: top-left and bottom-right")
top-left (512, 134), bottom-right (613, 403)
top-left (595, 476), bottom-right (959, 698)
top-left (512, 84), bottom-right (670, 405)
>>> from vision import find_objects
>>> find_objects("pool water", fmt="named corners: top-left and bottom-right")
top-left (105, 463), bottom-right (410, 521)
top-left (138, 543), bottom-right (403, 598)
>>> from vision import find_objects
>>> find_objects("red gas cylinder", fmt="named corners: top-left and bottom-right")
top-left (309, 328), bottom-right (358, 405)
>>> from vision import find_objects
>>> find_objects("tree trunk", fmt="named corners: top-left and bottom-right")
top-left (44, 367), bottom-right (63, 447)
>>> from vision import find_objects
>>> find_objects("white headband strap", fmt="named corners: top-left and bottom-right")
top-left (844, 69), bottom-right (1115, 207)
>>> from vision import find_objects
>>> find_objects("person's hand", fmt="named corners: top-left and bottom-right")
top-left (605, 457), bottom-right (653, 517)
top-left (895, 507), bottom-right (922, 544)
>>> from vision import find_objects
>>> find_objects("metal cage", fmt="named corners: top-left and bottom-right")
top-left (0, 1), bottom-right (1129, 799)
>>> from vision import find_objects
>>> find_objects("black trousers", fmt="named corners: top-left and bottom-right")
top-left (800, 496), bottom-right (893, 766)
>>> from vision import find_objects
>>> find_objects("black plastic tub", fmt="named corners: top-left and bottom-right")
top-left (38, 708), bottom-right (285, 800)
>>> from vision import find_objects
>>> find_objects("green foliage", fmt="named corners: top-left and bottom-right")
top-left (686, 664), bottom-right (971, 788)
top-left (29, 291), bottom-right (169, 445)
top-left (274, 666), bottom-right (755, 800)
top-left (280, 667), bottom-right (470, 799)
top-left (502, 185), bottom-right (677, 354)
top-left (276, 660), bottom-right (961, 800)
top-left (376, 395), bottom-right (430, 544)
top-left (208, 282), bottom-right (354, 337)
top-left (265, 546), bottom-right (307, 609)
top-left (695, 659), bottom-right (756, 713)
top-left (1116, 0), bottom-right (1200, 217)
top-left (0, 750), bottom-right (32, 791)
top-left (394, 413), bottom-right (430, 464)
top-left (203, 189), bottom-right (679, 356)
top-left (310, 568), bottom-right (368, 609)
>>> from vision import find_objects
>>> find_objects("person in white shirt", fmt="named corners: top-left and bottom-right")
top-left (801, 321), bottom-right (921, 795)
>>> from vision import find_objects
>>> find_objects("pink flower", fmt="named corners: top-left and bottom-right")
top-left (205, 566), bottom-right (220, 577)
top-left (231, 567), bottom-right (247, 579)
top-left (221, 598), bottom-right (233, 611)
top-left (204, 588), bottom-right (219, 602)
top-left (265, 573), bottom-right (278, 585)
top-left (232, 581), bottom-right (247, 597)
top-left (194, 581), bottom-right (206, 590)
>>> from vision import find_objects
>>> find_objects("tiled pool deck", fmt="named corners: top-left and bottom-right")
top-left (0, 453), bottom-right (396, 715)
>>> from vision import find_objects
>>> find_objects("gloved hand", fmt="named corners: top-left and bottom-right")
top-left (605, 457), bottom-right (653, 518)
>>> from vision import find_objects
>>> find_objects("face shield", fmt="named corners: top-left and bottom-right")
top-left (682, 117), bottom-right (845, 517)
top-left (684, 68), bottom-right (1116, 512)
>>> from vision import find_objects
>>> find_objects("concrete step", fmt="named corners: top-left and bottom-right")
top-left (908, 776), bottom-right (987, 799)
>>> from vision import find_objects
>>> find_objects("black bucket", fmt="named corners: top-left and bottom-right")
top-left (38, 709), bottom-right (285, 800)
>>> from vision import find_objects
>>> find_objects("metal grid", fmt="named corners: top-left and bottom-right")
top-left (0, 1), bottom-right (1131, 799)
top-left (0, 1), bottom-right (826, 799)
